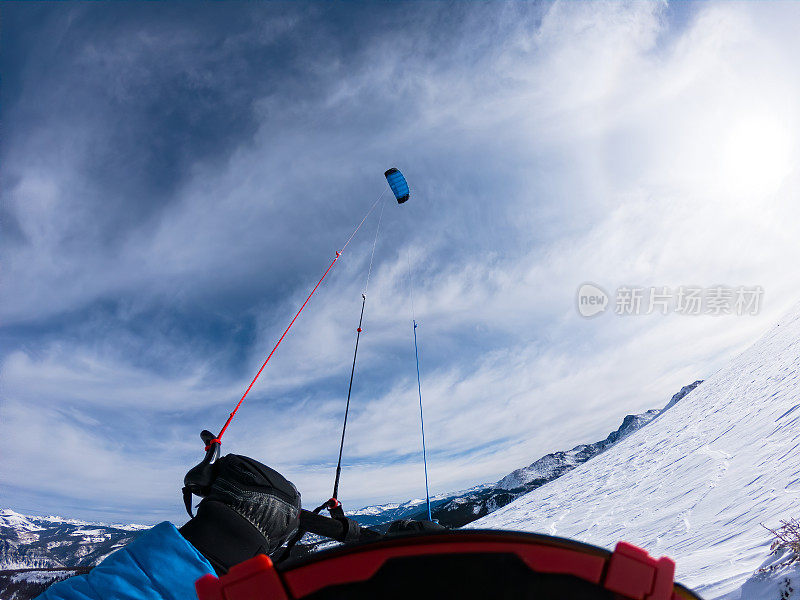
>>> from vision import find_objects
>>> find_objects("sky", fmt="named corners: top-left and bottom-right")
top-left (2, 1), bottom-right (800, 525)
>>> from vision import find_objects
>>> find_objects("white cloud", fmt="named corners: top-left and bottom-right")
top-left (4, 1), bottom-right (800, 521)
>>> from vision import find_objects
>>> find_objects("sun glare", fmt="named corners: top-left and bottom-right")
top-left (720, 116), bottom-right (794, 197)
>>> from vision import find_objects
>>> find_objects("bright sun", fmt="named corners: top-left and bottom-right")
top-left (720, 116), bottom-right (794, 197)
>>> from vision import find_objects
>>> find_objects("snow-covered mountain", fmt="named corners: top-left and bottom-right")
top-left (469, 306), bottom-right (800, 599)
top-left (346, 484), bottom-right (495, 528)
top-left (495, 382), bottom-right (703, 494)
top-left (347, 380), bottom-right (703, 530)
top-left (0, 511), bottom-right (149, 600)
top-left (0, 569), bottom-right (89, 600)
top-left (0, 509), bottom-right (147, 570)
top-left (495, 406), bottom-right (679, 492)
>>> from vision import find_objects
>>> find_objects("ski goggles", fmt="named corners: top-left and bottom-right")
top-left (196, 529), bottom-right (702, 600)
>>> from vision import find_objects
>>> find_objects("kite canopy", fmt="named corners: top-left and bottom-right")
top-left (384, 168), bottom-right (410, 204)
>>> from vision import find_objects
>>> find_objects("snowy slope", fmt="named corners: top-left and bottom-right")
top-left (469, 305), bottom-right (800, 599)
top-left (347, 385), bottom-right (702, 530)
top-left (495, 406), bottom-right (672, 491)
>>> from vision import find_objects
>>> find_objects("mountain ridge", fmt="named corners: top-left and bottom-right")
top-left (0, 509), bottom-right (147, 570)
top-left (469, 305), bottom-right (800, 599)
top-left (342, 380), bottom-right (704, 530)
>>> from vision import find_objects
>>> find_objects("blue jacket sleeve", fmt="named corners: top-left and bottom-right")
top-left (36, 522), bottom-right (215, 600)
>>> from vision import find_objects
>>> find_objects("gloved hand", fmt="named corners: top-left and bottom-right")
top-left (387, 518), bottom-right (447, 534)
top-left (179, 454), bottom-right (301, 574)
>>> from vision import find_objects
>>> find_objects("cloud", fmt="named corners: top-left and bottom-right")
top-left (3, 1), bottom-right (800, 522)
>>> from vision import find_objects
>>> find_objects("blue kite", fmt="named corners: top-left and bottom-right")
top-left (384, 168), bottom-right (410, 204)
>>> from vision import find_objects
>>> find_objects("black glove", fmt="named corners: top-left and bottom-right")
top-left (386, 519), bottom-right (447, 535)
top-left (179, 454), bottom-right (301, 574)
